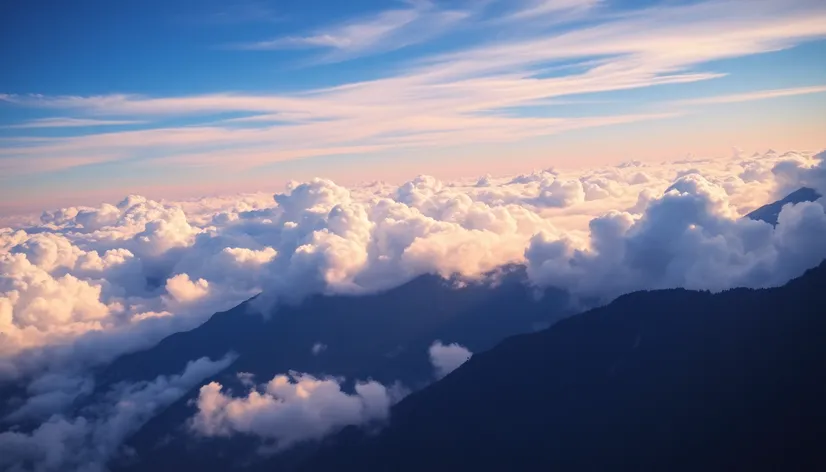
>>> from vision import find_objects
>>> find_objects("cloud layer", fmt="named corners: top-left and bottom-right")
top-left (2, 150), bottom-right (823, 378)
top-left (2, 148), bottom-right (825, 469)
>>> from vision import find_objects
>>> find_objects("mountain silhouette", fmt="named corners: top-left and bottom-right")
top-left (109, 267), bottom-right (572, 471)
top-left (304, 260), bottom-right (826, 472)
top-left (746, 187), bottom-right (820, 225)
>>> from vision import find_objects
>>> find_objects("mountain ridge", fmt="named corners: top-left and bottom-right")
top-left (303, 260), bottom-right (826, 472)
top-left (110, 267), bottom-right (573, 472)
top-left (746, 187), bottom-right (821, 225)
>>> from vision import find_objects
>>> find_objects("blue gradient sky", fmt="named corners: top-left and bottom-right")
top-left (1, 0), bottom-right (825, 214)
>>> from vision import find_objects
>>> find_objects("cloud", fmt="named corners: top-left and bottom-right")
top-left (311, 343), bottom-right (327, 356)
top-left (0, 194), bottom-right (267, 381)
top-left (231, 0), bottom-right (472, 62)
top-left (191, 371), bottom-right (405, 451)
top-left (772, 150), bottom-right (826, 196)
top-left (670, 85), bottom-right (826, 106)
top-left (525, 169), bottom-right (826, 302)
top-left (0, 354), bottom-right (234, 472)
top-left (4, 373), bottom-right (94, 422)
top-left (3, 118), bottom-right (144, 129)
top-left (502, 0), bottom-right (604, 21)
top-left (428, 341), bottom-right (472, 379)
top-left (0, 153), bottom-right (125, 177)
top-left (164, 273), bottom-right (210, 304)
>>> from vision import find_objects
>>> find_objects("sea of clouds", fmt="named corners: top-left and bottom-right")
top-left (1, 148), bottom-right (825, 471)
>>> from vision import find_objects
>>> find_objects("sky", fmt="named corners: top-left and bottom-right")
top-left (1, 0), bottom-right (826, 215)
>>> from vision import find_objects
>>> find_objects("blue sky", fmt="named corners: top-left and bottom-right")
top-left (1, 0), bottom-right (825, 214)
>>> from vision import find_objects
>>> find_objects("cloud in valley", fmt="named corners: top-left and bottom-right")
top-left (0, 354), bottom-right (234, 472)
top-left (191, 372), bottom-right (406, 451)
top-left (429, 341), bottom-right (473, 379)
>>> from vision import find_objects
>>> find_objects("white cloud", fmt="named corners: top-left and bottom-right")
top-left (525, 170), bottom-right (826, 302)
top-left (502, 0), bottom-right (604, 21)
top-left (772, 150), bottom-right (826, 196)
top-left (670, 84), bottom-right (826, 106)
top-left (3, 117), bottom-right (144, 129)
top-left (191, 371), bottom-right (405, 451)
top-left (0, 354), bottom-right (234, 472)
top-left (232, 0), bottom-right (473, 62)
top-left (1, 149), bottom-right (821, 369)
top-left (429, 341), bottom-right (473, 379)
top-left (311, 343), bottom-right (327, 355)
top-left (164, 273), bottom-right (210, 304)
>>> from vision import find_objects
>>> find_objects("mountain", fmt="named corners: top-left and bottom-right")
top-left (304, 261), bottom-right (826, 472)
top-left (108, 267), bottom-right (573, 471)
top-left (746, 187), bottom-right (821, 225)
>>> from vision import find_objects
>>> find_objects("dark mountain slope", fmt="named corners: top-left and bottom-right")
top-left (306, 261), bottom-right (826, 472)
top-left (102, 268), bottom-right (568, 388)
top-left (109, 268), bottom-right (573, 471)
top-left (746, 187), bottom-right (820, 225)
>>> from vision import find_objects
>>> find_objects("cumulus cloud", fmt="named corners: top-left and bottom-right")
top-left (164, 273), bottom-right (210, 304)
top-left (2, 149), bottom-right (823, 373)
top-left (0, 354), bottom-right (234, 472)
top-left (772, 150), bottom-right (826, 196)
top-left (0, 194), bottom-right (275, 377)
top-left (428, 341), bottom-right (473, 379)
top-left (525, 170), bottom-right (826, 302)
top-left (191, 371), bottom-right (405, 451)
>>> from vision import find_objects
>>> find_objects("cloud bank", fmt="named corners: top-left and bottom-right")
top-left (1, 150), bottom-right (823, 379)
top-left (525, 172), bottom-right (826, 300)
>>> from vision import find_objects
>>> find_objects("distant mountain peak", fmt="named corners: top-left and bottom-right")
top-left (746, 187), bottom-right (821, 226)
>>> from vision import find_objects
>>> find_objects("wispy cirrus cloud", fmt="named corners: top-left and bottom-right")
top-left (502, 0), bottom-right (604, 21)
top-left (228, 0), bottom-right (474, 62)
top-left (3, 117), bottom-right (145, 129)
top-left (669, 84), bottom-right (826, 106)
top-left (1, 0), bottom-right (826, 181)
top-left (0, 153), bottom-right (123, 176)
